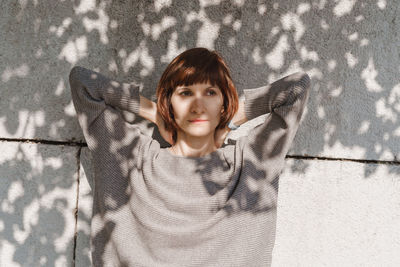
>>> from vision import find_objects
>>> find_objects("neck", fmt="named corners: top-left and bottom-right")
top-left (169, 134), bottom-right (217, 157)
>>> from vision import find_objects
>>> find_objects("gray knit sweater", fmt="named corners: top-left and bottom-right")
top-left (69, 66), bottom-right (310, 267)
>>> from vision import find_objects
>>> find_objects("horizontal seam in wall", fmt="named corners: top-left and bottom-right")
top-left (287, 154), bottom-right (400, 165)
top-left (0, 137), bottom-right (87, 147)
top-left (0, 138), bottom-right (398, 165)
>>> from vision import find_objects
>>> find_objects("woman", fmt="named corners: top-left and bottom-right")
top-left (69, 47), bottom-right (310, 267)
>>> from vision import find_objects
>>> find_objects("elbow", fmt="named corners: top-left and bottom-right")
top-left (69, 66), bottom-right (84, 84)
top-left (303, 73), bottom-right (311, 92)
top-left (288, 72), bottom-right (311, 92)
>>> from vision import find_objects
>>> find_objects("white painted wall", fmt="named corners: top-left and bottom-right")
top-left (1, 0), bottom-right (399, 266)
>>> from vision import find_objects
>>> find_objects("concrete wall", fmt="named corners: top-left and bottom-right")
top-left (1, 0), bottom-right (399, 266)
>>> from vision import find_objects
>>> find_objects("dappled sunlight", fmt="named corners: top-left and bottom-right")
top-left (0, 142), bottom-right (78, 266)
top-left (120, 42), bottom-right (155, 75)
top-left (81, 7), bottom-right (110, 45)
top-left (194, 9), bottom-right (221, 49)
top-left (1, 0), bottom-right (400, 265)
top-left (48, 18), bottom-right (73, 38)
top-left (265, 35), bottom-right (290, 70)
top-left (376, 97), bottom-right (397, 123)
top-left (160, 31), bottom-right (187, 63)
top-left (58, 36), bottom-right (88, 65)
top-left (0, 110), bottom-right (46, 138)
top-left (334, 0), bottom-right (358, 17)
top-left (73, 0), bottom-right (97, 15)
top-left (154, 0), bottom-right (173, 13)
top-left (300, 46), bottom-right (319, 62)
top-left (141, 16), bottom-right (177, 40)
top-left (280, 12), bottom-right (305, 42)
top-left (362, 57), bottom-right (384, 92)
top-left (1, 64), bottom-right (30, 82)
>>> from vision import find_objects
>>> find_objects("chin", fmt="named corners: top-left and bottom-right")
top-left (188, 130), bottom-right (214, 137)
top-left (177, 123), bottom-right (218, 137)
top-left (179, 128), bottom-right (214, 137)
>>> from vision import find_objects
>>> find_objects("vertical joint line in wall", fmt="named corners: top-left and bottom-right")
top-left (73, 146), bottom-right (81, 267)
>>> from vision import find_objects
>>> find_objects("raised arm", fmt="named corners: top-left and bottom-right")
top-left (69, 66), bottom-right (150, 152)
top-left (69, 66), bottom-right (142, 121)
top-left (240, 72), bottom-right (311, 180)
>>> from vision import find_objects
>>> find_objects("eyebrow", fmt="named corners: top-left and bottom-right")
top-left (178, 86), bottom-right (218, 90)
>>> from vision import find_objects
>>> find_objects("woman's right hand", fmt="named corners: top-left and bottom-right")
top-left (155, 111), bottom-right (174, 145)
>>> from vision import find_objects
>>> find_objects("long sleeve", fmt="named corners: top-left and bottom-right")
top-left (241, 72), bottom-right (311, 182)
top-left (68, 66), bottom-right (148, 156)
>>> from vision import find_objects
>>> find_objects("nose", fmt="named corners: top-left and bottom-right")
top-left (190, 97), bottom-right (206, 114)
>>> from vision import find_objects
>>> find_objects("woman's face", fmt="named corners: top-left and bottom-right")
top-left (170, 82), bottom-right (224, 140)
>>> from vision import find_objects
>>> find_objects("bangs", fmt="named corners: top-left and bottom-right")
top-left (168, 56), bottom-right (228, 90)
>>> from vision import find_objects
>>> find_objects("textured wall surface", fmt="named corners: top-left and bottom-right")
top-left (1, 0), bottom-right (399, 266)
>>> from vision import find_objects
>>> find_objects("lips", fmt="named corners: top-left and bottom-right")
top-left (189, 119), bottom-right (208, 122)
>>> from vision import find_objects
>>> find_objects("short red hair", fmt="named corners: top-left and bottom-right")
top-left (156, 47), bottom-right (239, 144)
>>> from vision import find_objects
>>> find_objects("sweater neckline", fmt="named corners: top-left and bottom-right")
top-left (162, 146), bottom-right (222, 160)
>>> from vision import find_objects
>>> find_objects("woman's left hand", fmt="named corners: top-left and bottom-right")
top-left (214, 126), bottom-right (231, 148)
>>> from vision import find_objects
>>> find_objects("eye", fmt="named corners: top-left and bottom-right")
top-left (178, 89), bottom-right (218, 96)
top-left (179, 91), bottom-right (191, 96)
